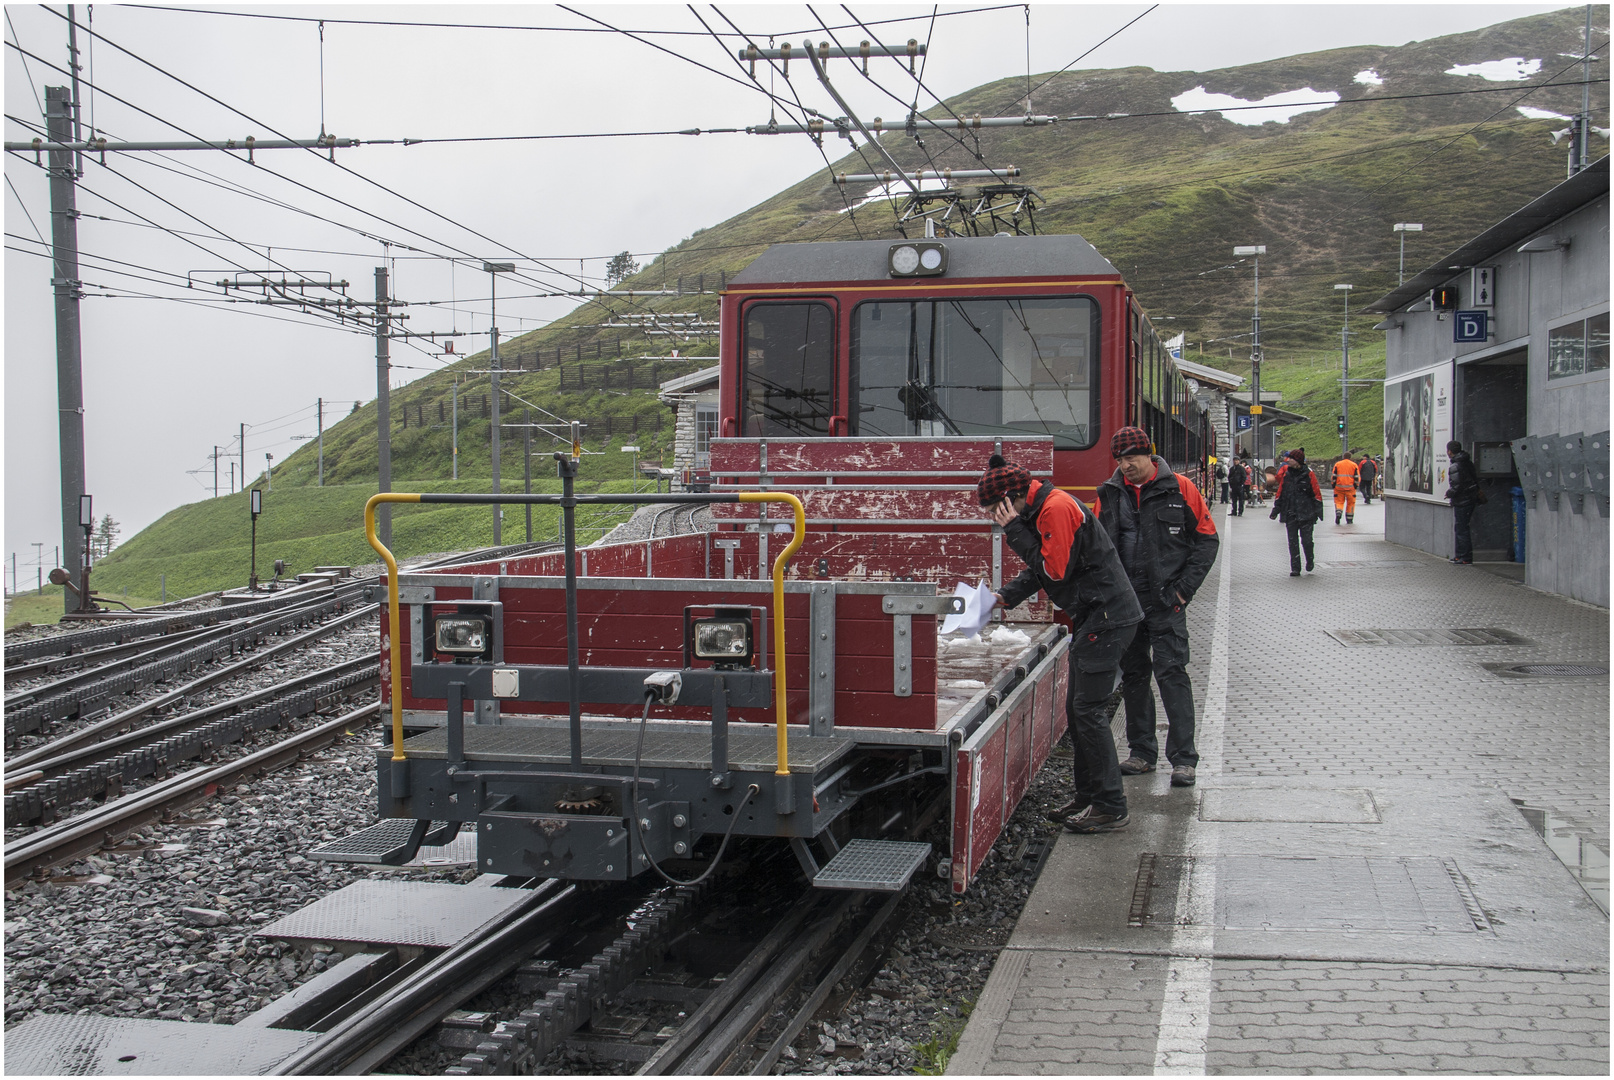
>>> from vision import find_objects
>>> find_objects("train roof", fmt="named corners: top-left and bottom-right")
top-left (728, 233), bottom-right (1120, 285)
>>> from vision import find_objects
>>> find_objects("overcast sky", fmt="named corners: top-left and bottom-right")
top-left (3, 2), bottom-right (1570, 577)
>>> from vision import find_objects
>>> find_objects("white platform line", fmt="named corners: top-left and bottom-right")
top-left (1151, 509), bottom-right (1231, 1074)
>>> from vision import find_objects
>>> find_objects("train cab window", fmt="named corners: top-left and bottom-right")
top-left (850, 296), bottom-right (1098, 449)
top-left (740, 302), bottom-right (835, 436)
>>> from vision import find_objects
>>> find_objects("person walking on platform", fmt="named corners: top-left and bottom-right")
top-left (1358, 452), bottom-right (1378, 506)
top-left (1214, 458), bottom-right (1228, 503)
top-left (1331, 454), bottom-right (1360, 524)
top-left (980, 454), bottom-right (1143, 833)
top-left (1228, 455), bottom-right (1249, 516)
top-left (1271, 447), bottom-right (1324, 575)
top-left (1444, 440), bottom-right (1482, 564)
top-left (1094, 426), bottom-right (1220, 789)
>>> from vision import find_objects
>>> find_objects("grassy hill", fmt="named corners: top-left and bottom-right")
top-left (92, 9), bottom-right (1600, 599)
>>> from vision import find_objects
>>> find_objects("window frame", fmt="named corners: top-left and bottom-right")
top-left (847, 293), bottom-right (1103, 450)
top-left (1546, 310), bottom-right (1611, 381)
top-left (737, 298), bottom-right (838, 437)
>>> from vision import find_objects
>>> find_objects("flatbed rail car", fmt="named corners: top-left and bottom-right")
top-left (325, 438), bottom-right (1068, 894)
top-left (716, 232), bottom-right (1215, 499)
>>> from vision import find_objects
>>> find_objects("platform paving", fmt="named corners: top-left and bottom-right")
top-left (950, 497), bottom-right (1609, 1075)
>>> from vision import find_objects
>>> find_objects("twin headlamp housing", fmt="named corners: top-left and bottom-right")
top-left (683, 605), bottom-right (761, 670)
top-left (889, 241), bottom-right (947, 277)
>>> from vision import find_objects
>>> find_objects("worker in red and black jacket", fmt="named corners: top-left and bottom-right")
top-left (1094, 427), bottom-right (1220, 789)
top-left (980, 455), bottom-right (1142, 833)
top-left (1271, 446), bottom-right (1324, 575)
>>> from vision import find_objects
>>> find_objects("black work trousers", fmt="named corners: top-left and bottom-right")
top-left (1453, 501), bottom-right (1476, 561)
top-left (1286, 519), bottom-right (1316, 571)
top-left (1066, 622), bottom-right (1137, 818)
top-left (1229, 485), bottom-right (1246, 516)
top-left (1219, 482), bottom-right (1229, 503)
top-left (1120, 605), bottom-right (1199, 768)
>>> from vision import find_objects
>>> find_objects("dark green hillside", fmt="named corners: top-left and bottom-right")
top-left (94, 8), bottom-right (1602, 597)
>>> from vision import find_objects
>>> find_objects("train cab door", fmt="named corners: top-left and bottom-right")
top-left (731, 296), bottom-right (843, 438)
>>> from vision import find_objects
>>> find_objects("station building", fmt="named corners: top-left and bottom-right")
top-left (1365, 157), bottom-right (1608, 607)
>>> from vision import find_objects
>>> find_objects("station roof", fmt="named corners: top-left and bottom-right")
top-left (1365, 155), bottom-right (1609, 315)
top-left (729, 233), bottom-right (1120, 285)
top-left (1226, 391), bottom-right (1309, 425)
top-left (1175, 357), bottom-right (1246, 391)
top-left (658, 364), bottom-right (719, 396)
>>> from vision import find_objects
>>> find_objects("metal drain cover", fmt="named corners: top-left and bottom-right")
top-left (1327, 627), bottom-right (1533, 647)
top-left (1129, 855), bottom-right (1489, 932)
top-left (1485, 662), bottom-right (1608, 678)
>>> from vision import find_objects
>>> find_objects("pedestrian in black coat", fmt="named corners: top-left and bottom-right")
top-left (1444, 441), bottom-right (1481, 564)
top-left (1271, 448), bottom-right (1323, 575)
top-left (1358, 453), bottom-right (1378, 505)
top-left (1227, 458), bottom-right (1250, 516)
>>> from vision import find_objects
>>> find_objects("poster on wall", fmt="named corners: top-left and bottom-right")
top-left (1383, 363), bottom-right (1453, 501)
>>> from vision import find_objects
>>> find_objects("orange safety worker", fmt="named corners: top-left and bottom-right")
top-left (1331, 456), bottom-right (1360, 524)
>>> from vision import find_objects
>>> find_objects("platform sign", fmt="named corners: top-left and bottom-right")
top-left (1454, 310), bottom-right (1489, 343)
top-left (1236, 415), bottom-right (1253, 430)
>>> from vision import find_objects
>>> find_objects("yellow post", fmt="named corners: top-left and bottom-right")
top-left (737, 491), bottom-right (806, 775)
top-left (364, 492), bottom-right (421, 762)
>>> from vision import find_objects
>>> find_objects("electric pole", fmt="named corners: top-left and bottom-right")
top-left (1336, 284), bottom-right (1353, 457)
top-left (375, 266), bottom-right (392, 547)
top-left (1234, 246), bottom-right (1265, 460)
top-left (452, 379), bottom-right (459, 480)
top-left (524, 406), bottom-right (533, 542)
top-left (240, 422), bottom-right (246, 493)
top-left (213, 445), bottom-right (220, 497)
top-left (46, 86), bottom-right (88, 614)
top-left (484, 262), bottom-right (514, 544)
top-left (317, 397), bottom-right (324, 486)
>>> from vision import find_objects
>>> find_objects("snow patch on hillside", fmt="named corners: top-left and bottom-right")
top-left (1354, 69), bottom-right (1384, 86)
top-left (1446, 58), bottom-right (1542, 81)
top-left (1518, 105), bottom-right (1573, 121)
top-left (1172, 86), bottom-right (1340, 126)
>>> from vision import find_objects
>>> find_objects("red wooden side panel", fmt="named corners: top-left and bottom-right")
top-left (499, 534), bottom-right (708, 580)
top-left (1031, 656), bottom-right (1057, 769)
top-left (964, 723), bottom-right (1005, 890)
top-left (710, 488), bottom-right (985, 523)
top-left (397, 580), bottom-right (940, 730)
top-left (709, 437), bottom-right (1055, 477)
top-left (1004, 691), bottom-right (1034, 818)
top-left (1049, 654), bottom-right (1070, 745)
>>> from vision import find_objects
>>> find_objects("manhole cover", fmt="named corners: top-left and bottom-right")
top-left (1487, 663), bottom-right (1608, 678)
top-left (1327, 628), bottom-right (1533, 647)
top-left (1128, 854), bottom-right (1489, 932)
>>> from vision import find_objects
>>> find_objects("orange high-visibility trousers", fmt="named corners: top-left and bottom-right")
top-left (1333, 486), bottom-right (1356, 517)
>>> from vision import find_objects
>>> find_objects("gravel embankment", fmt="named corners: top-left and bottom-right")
top-left (3, 724), bottom-right (466, 1030)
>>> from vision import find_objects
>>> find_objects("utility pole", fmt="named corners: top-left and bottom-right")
top-left (1335, 284), bottom-right (1354, 457)
top-left (484, 262), bottom-right (514, 544)
top-left (317, 397), bottom-right (324, 486)
top-left (1393, 224), bottom-right (1422, 286)
top-left (1574, 4), bottom-right (1594, 174)
top-left (230, 460), bottom-right (236, 495)
top-left (524, 406), bottom-right (533, 542)
top-left (33, 543), bottom-right (44, 595)
top-left (239, 422), bottom-right (246, 494)
top-left (46, 86), bottom-right (88, 614)
top-left (1234, 246), bottom-right (1265, 461)
top-left (375, 267), bottom-right (392, 547)
top-left (265, 452), bottom-right (274, 492)
top-left (213, 445), bottom-right (220, 497)
top-left (452, 379), bottom-right (459, 480)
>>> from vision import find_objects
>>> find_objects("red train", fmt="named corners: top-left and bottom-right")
top-left (332, 233), bottom-right (1213, 897)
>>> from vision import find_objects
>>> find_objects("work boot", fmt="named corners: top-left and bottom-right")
top-left (1346, 515), bottom-right (1354, 524)
top-left (1064, 808), bottom-right (1129, 833)
top-left (1306, 559), bottom-right (1315, 572)
top-left (1335, 510), bottom-right (1343, 524)
top-left (1118, 757), bottom-right (1155, 775)
top-left (1171, 766), bottom-right (1196, 787)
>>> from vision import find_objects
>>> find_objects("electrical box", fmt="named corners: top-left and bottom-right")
top-left (1474, 441), bottom-right (1515, 477)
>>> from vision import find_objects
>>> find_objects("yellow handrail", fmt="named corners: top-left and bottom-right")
top-left (363, 490), bottom-right (807, 776)
top-left (737, 492), bottom-right (806, 775)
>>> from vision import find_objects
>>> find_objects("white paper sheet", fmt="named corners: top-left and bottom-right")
top-left (940, 579), bottom-right (997, 639)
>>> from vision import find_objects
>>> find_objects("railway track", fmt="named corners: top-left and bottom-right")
top-left (3, 702), bottom-right (380, 889)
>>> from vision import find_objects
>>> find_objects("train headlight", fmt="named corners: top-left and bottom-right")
top-left (889, 241), bottom-right (947, 277)
top-left (691, 612), bottom-right (753, 666)
top-left (434, 614), bottom-right (493, 661)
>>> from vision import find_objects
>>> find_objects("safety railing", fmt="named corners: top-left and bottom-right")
top-left (364, 486), bottom-right (805, 782)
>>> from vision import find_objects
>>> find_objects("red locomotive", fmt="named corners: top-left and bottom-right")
top-left (326, 233), bottom-right (1213, 896)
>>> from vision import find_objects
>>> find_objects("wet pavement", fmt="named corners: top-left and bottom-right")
top-left (949, 498), bottom-right (1609, 1074)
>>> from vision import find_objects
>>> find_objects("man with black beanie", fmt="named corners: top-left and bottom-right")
top-left (1094, 426), bottom-right (1219, 788)
top-left (1271, 447), bottom-right (1324, 575)
top-left (980, 454), bottom-right (1142, 833)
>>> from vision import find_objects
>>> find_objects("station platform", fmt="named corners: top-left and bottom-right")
top-left (949, 497), bottom-right (1609, 1074)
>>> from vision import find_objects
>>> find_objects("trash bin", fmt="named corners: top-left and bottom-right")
top-left (1510, 486), bottom-right (1526, 563)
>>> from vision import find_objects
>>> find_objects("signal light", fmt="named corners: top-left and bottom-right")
top-left (1432, 286), bottom-right (1459, 311)
top-left (1337, 415), bottom-right (1346, 433)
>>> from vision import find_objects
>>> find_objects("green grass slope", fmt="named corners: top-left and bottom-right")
top-left (102, 9), bottom-right (1599, 597)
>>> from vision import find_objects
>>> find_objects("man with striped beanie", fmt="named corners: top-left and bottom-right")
top-left (979, 454), bottom-right (1142, 833)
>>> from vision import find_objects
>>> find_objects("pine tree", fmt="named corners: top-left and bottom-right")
top-left (605, 251), bottom-right (640, 286)
top-left (94, 514), bottom-right (121, 558)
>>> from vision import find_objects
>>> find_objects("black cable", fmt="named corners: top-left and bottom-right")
top-left (135, 4), bottom-right (1022, 37)
top-left (4, 174), bottom-right (48, 244)
top-left (632, 691), bottom-right (759, 887)
top-left (993, 4), bottom-right (1159, 116)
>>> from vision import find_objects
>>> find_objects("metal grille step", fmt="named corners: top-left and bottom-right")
top-left (310, 819), bottom-right (457, 865)
top-left (813, 839), bottom-right (932, 891)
